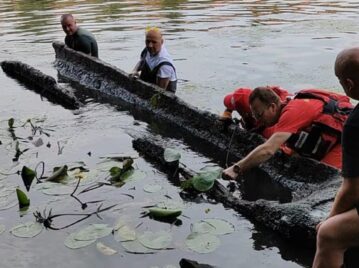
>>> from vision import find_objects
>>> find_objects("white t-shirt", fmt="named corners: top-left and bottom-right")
top-left (144, 45), bottom-right (177, 81)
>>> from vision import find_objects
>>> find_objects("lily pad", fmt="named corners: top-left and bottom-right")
top-left (96, 242), bottom-right (117, 255)
top-left (0, 224), bottom-right (5, 235)
top-left (185, 233), bottom-right (220, 254)
top-left (64, 233), bottom-right (96, 249)
top-left (74, 224), bottom-right (112, 241)
top-left (10, 222), bottom-right (43, 238)
top-left (138, 230), bottom-right (172, 250)
top-left (202, 219), bottom-right (235, 235)
top-left (121, 239), bottom-right (155, 254)
top-left (114, 225), bottom-right (136, 242)
top-left (163, 148), bottom-right (181, 162)
top-left (143, 184), bottom-right (162, 193)
top-left (191, 166), bottom-right (222, 192)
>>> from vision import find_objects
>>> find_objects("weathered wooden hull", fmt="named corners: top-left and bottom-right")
top-left (1, 60), bottom-right (80, 110)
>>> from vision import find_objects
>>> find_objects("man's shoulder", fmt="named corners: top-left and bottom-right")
top-left (76, 27), bottom-right (96, 40)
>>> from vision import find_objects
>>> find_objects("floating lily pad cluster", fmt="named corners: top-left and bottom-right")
top-left (186, 218), bottom-right (235, 253)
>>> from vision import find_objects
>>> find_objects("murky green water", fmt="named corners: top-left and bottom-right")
top-left (1, 1), bottom-right (359, 267)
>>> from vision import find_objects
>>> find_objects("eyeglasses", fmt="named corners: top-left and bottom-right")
top-left (252, 105), bottom-right (270, 120)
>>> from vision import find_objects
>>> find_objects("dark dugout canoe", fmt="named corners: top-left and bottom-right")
top-left (51, 41), bottom-right (340, 243)
top-left (1, 60), bottom-right (80, 110)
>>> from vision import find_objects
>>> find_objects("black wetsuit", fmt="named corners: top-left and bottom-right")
top-left (65, 27), bottom-right (98, 58)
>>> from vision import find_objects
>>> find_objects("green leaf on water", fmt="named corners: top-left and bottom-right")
top-left (21, 166), bottom-right (36, 191)
top-left (121, 239), bottom-right (155, 254)
top-left (114, 225), bottom-right (136, 242)
top-left (96, 242), bottom-right (117, 255)
top-left (74, 224), bottom-right (113, 241)
top-left (16, 188), bottom-right (30, 208)
top-left (10, 222), bottom-right (43, 238)
top-left (64, 233), bottom-right (96, 249)
top-left (148, 207), bottom-right (182, 219)
top-left (138, 230), bottom-right (172, 250)
top-left (8, 118), bottom-right (14, 129)
top-left (191, 166), bottom-right (222, 192)
top-left (201, 219), bottom-right (235, 235)
top-left (46, 165), bottom-right (68, 182)
top-left (163, 148), bottom-right (181, 162)
top-left (185, 232), bottom-right (220, 254)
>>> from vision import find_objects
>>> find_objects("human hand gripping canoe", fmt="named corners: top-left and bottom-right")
top-left (222, 163), bottom-right (242, 180)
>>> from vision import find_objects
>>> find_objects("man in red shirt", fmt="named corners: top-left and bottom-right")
top-left (223, 86), bottom-right (349, 178)
top-left (220, 86), bottom-right (291, 136)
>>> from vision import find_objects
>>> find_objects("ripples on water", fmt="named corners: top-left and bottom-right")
top-left (1, 0), bottom-right (359, 110)
top-left (1, 1), bottom-right (359, 268)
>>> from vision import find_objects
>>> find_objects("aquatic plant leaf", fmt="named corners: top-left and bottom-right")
top-left (163, 148), bottom-right (181, 162)
top-left (10, 222), bottom-right (43, 238)
top-left (122, 158), bottom-right (134, 171)
top-left (202, 219), bottom-right (235, 235)
top-left (64, 233), bottom-right (96, 249)
top-left (148, 207), bottom-right (182, 219)
top-left (121, 239), bottom-right (155, 254)
top-left (185, 233), bottom-right (220, 254)
top-left (110, 166), bottom-right (121, 177)
top-left (143, 184), bottom-right (162, 193)
top-left (47, 165), bottom-right (68, 182)
top-left (16, 188), bottom-right (30, 208)
top-left (191, 221), bottom-right (216, 234)
top-left (74, 224), bottom-right (112, 241)
top-left (96, 242), bottom-right (117, 255)
top-left (0, 224), bottom-right (5, 235)
top-left (114, 225), bottom-right (136, 242)
top-left (138, 230), bottom-right (172, 250)
top-left (8, 118), bottom-right (14, 129)
top-left (191, 166), bottom-right (222, 192)
top-left (21, 166), bottom-right (36, 191)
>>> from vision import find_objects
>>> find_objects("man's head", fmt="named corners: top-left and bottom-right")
top-left (61, 14), bottom-right (78, 36)
top-left (145, 27), bottom-right (163, 56)
top-left (249, 87), bottom-right (282, 127)
top-left (335, 47), bottom-right (359, 100)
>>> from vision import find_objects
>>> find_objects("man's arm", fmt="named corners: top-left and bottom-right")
top-left (129, 60), bottom-right (143, 78)
top-left (223, 131), bottom-right (292, 179)
top-left (327, 176), bottom-right (359, 218)
top-left (156, 77), bottom-right (170, 89)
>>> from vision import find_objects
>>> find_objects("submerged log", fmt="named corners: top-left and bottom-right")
top-left (1, 60), bottom-right (80, 110)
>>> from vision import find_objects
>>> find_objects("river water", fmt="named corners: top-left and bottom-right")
top-left (1, 1), bottom-right (359, 268)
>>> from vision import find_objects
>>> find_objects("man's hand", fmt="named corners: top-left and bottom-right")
top-left (222, 165), bottom-right (240, 180)
top-left (129, 72), bottom-right (140, 79)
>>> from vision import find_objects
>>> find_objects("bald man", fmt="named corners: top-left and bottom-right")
top-left (312, 48), bottom-right (359, 268)
top-left (61, 14), bottom-right (98, 58)
top-left (130, 27), bottom-right (177, 92)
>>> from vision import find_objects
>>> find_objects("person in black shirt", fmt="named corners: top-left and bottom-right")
top-left (61, 14), bottom-right (98, 58)
top-left (312, 47), bottom-right (359, 268)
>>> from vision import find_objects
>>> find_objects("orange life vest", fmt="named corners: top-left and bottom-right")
top-left (286, 89), bottom-right (353, 160)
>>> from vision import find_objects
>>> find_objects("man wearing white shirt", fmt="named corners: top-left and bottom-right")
top-left (131, 27), bottom-right (177, 93)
